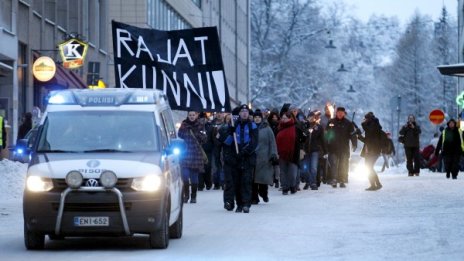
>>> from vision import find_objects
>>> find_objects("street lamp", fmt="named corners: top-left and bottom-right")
top-left (337, 63), bottom-right (348, 72)
top-left (347, 85), bottom-right (355, 93)
top-left (325, 40), bottom-right (336, 49)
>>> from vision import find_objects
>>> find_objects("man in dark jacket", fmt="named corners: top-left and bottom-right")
top-left (0, 115), bottom-right (6, 159)
top-left (218, 104), bottom-right (258, 213)
top-left (325, 107), bottom-right (357, 188)
top-left (434, 119), bottom-right (462, 179)
top-left (302, 110), bottom-right (326, 190)
top-left (399, 114), bottom-right (422, 176)
top-left (198, 112), bottom-right (213, 191)
top-left (357, 112), bottom-right (383, 191)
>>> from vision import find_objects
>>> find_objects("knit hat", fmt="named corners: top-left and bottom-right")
top-left (364, 112), bottom-right (374, 120)
top-left (336, 107), bottom-right (346, 112)
top-left (239, 104), bottom-right (250, 112)
top-left (253, 109), bottom-right (263, 118)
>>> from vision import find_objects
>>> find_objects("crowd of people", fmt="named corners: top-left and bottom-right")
top-left (177, 103), bottom-right (414, 213)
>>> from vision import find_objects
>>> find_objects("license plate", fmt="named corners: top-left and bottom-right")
top-left (74, 216), bottom-right (109, 227)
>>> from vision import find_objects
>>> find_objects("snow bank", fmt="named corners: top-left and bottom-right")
top-left (0, 159), bottom-right (27, 200)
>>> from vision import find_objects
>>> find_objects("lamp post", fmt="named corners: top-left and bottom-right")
top-left (347, 85), bottom-right (355, 93)
top-left (396, 95), bottom-right (402, 162)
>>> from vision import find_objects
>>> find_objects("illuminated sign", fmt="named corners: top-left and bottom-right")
top-left (59, 38), bottom-right (88, 69)
top-left (456, 91), bottom-right (464, 108)
top-left (32, 56), bottom-right (56, 82)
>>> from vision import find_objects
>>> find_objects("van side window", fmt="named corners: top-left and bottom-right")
top-left (161, 109), bottom-right (177, 140)
top-left (158, 113), bottom-right (169, 149)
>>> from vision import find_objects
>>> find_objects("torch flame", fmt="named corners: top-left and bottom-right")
top-left (327, 102), bottom-right (335, 119)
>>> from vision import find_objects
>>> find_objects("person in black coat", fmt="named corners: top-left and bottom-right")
top-left (399, 114), bottom-right (422, 176)
top-left (325, 107), bottom-right (357, 188)
top-left (17, 112), bottom-right (32, 141)
top-left (302, 111), bottom-right (326, 190)
top-left (434, 119), bottom-right (463, 179)
top-left (357, 112), bottom-right (383, 190)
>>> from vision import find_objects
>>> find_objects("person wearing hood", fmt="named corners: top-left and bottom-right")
top-left (399, 114), bottom-right (422, 176)
top-left (251, 109), bottom-right (278, 204)
top-left (357, 112), bottom-right (383, 191)
top-left (178, 111), bottom-right (208, 203)
top-left (434, 119), bottom-right (463, 179)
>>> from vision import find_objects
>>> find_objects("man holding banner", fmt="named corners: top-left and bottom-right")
top-left (217, 105), bottom-right (258, 213)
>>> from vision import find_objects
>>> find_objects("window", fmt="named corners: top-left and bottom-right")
top-left (57, 0), bottom-right (67, 28)
top-left (37, 111), bottom-right (160, 152)
top-left (44, 0), bottom-right (56, 22)
top-left (0, 0), bottom-right (13, 31)
top-left (147, 0), bottom-right (191, 30)
top-left (87, 62), bottom-right (100, 85)
top-left (191, 0), bottom-right (201, 8)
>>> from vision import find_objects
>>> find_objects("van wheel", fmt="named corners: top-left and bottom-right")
top-left (149, 209), bottom-right (169, 249)
top-left (24, 223), bottom-right (45, 250)
top-left (169, 207), bottom-right (183, 239)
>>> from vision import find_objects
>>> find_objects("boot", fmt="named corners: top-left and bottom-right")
top-left (374, 174), bottom-right (382, 190)
top-left (182, 183), bottom-right (190, 203)
top-left (365, 175), bottom-right (376, 191)
top-left (190, 184), bottom-right (198, 203)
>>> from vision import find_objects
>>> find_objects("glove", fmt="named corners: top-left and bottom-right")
top-left (322, 154), bottom-right (328, 159)
top-left (270, 155), bottom-right (279, 165)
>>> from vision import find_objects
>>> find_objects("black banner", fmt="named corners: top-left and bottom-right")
top-left (112, 21), bottom-right (231, 112)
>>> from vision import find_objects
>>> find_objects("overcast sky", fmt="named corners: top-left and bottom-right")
top-left (329, 0), bottom-right (458, 25)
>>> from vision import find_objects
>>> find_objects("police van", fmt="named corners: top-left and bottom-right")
top-left (23, 88), bottom-right (184, 249)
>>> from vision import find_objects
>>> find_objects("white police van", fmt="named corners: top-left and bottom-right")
top-left (23, 88), bottom-right (184, 249)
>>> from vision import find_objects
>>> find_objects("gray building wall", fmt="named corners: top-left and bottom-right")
top-left (0, 0), bottom-right (110, 147)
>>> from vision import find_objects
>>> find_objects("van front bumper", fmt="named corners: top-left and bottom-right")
top-left (23, 187), bottom-right (167, 237)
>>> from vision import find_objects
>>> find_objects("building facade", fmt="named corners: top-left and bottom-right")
top-left (108, 0), bottom-right (250, 107)
top-left (0, 0), bottom-right (110, 148)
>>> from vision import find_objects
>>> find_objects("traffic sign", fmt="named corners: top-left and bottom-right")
top-left (429, 109), bottom-right (445, 125)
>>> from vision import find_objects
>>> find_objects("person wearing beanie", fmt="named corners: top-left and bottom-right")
top-left (357, 112), bottom-right (383, 191)
top-left (325, 106), bottom-right (357, 188)
top-left (435, 119), bottom-right (463, 179)
top-left (216, 104), bottom-right (258, 213)
top-left (251, 109), bottom-right (277, 204)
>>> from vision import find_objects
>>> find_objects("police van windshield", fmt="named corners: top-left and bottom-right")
top-left (37, 111), bottom-right (160, 152)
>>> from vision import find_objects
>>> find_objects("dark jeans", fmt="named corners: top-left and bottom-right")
top-left (329, 152), bottom-right (350, 183)
top-left (301, 152), bottom-right (319, 185)
top-left (404, 147), bottom-right (421, 174)
top-left (251, 183), bottom-right (268, 202)
top-left (444, 154), bottom-right (460, 178)
top-left (182, 167), bottom-right (199, 184)
top-left (223, 163), bottom-right (253, 208)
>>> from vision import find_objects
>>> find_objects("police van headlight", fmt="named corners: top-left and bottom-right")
top-left (26, 176), bottom-right (54, 192)
top-left (65, 171), bottom-right (84, 189)
top-left (100, 171), bottom-right (118, 188)
top-left (131, 175), bottom-right (162, 192)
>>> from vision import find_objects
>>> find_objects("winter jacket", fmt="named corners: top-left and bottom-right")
top-left (303, 122), bottom-right (326, 154)
top-left (276, 118), bottom-right (306, 164)
top-left (435, 127), bottom-right (463, 156)
top-left (218, 119), bottom-right (259, 167)
top-left (178, 118), bottom-right (207, 172)
top-left (254, 121), bottom-right (278, 185)
top-left (399, 122), bottom-right (421, 148)
top-left (358, 117), bottom-right (383, 157)
top-left (325, 117), bottom-right (357, 154)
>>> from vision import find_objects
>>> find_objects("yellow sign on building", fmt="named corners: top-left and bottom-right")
top-left (59, 38), bottom-right (89, 69)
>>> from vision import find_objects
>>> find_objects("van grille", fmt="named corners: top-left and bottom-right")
top-left (52, 202), bottom-right (132, 212)
top-left (51, 178), bottom-right (133, 192)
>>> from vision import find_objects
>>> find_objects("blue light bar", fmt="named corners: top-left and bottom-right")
top-left (47, 91), bottom-right (76, 105)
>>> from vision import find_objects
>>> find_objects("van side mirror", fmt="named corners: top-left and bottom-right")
top-left (166, 138), bottom-right (185, 156)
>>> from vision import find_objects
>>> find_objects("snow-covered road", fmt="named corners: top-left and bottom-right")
top-left (1, 159), bottom-right (463, 260)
